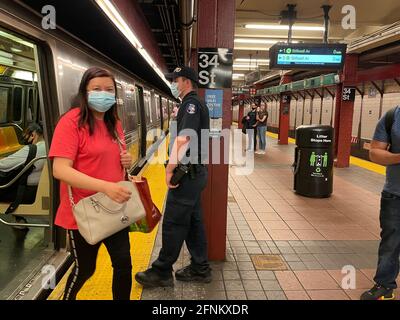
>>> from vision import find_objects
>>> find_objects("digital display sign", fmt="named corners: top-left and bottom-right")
top-left (269, 43), bottom-right (347, 70)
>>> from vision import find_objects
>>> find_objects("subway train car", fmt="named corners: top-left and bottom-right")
top-left (0, 3), bottom-right (174, 299)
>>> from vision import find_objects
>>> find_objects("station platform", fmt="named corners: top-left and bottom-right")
top-left (48, 130), bottom-right (396, 301)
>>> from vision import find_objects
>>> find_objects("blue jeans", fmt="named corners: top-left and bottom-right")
top-left (374, 191), bottom-right (400, 289)
top-left (257, 126), bottom-right (267, 151)
top-left (247, 128), bottom-right (256, 150)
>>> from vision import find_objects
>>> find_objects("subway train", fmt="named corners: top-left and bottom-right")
top-left (0, 3), bottom-right (175, 299)
top-left (232, 80), bottom-right (400, 161)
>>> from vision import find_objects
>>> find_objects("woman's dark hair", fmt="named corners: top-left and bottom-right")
top-left (76, 66), bottom-right (119, 139)
top-left (26, 123), bottom-right (43, 136)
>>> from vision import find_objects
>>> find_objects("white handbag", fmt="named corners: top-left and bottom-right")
top-left (68, 180), bottom-right (146, 245)
top-left (67, 135), bottom-right (146, 245)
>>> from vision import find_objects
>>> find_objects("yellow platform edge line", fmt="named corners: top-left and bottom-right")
top-left (48, 141), bottom-right (169, 300)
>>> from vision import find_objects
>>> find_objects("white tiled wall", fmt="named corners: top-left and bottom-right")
top-left (267, 103), bottom-right (272, 126)
top-left (289, 97), bottom-right (297, 128)
top-left (296, 97), bottom-right (304, 127)
top-left (303, 98), bottom-right (312, 125)
top-left (381, 92), bottom-right (400, 116)
top-left (352, 94), bottom-right (362, 137)
top-left (361, 86), bottom-right (381, 140)
top-left (321, 94), bottom-right (333, 125)
top-left (311, 97), bottom-right (322, 125)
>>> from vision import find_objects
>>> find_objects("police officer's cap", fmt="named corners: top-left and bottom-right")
top-left (165, 66), bottom-right (198, 84)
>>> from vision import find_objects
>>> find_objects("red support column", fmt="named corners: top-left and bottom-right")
top-left (334, 54), bottom-right (358, 168)
top-left (197, 0), bottom-right (235, 261)
top-left (238, 99), bottom-right (244, 129)
top-left (278, 75), bottom-right (292, 145)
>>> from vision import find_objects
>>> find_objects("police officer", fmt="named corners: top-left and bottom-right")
top-left (135, 66), bottom-right (211, 287)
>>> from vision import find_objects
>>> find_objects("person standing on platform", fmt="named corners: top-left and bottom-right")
top-left (361, 106), bottom-right (400, 300)
top-left (246, 103), bottom-right (258, 151)
top-left (49, 67), bottom-right (133, 300)
top-left (135, 66), bottom-right (211, 288)
top-left (255, 103), bottom-right (268, 155)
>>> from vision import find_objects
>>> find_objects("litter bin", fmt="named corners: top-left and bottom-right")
top-left (293, 125), bottom-right (334, 198)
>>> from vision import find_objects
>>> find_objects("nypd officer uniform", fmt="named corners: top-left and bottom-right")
top-left (135, 66), bottom-right (211, 287)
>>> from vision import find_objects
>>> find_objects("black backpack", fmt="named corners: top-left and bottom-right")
top-left (385, 106), bottom-right (398, 151)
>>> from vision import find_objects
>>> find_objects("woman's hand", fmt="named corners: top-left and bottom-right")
top-left (120, 150), bottom-right (132, 169)
top-left (104, 182), bottom-right (132, 203)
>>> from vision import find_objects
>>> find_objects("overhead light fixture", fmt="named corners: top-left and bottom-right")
top-left (234, 46), bottom-right (270, 51)
top-left (12, 70), bottom-right (34, 81)
top-left (232, 73), bottom-right (245, 78)
top-left (235, 58), bottom-right (270, 64)
top-left (245, 24), bottom-right (325, 31)
top-left (235, 39), bottom-right (278, 44)
top-left (11, 47), bottom-right (23, 53)
top-left (233, 64), bottom-right (260, 69)
top-left (0, 31), bottom-right (34, 48)
top-left (0, 56), bottom-right (13, 66)
top-left (95, 0), bottom-right (170, 87)
top-left (234, 39), bottom-right (299, 44)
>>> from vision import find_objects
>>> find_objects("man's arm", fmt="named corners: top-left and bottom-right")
top-left (0, 146), bottom-right (28, 171)
top-left (369, 140), bottom-right (400, 166)
top-left (165, 135), bottom-right (190, 188)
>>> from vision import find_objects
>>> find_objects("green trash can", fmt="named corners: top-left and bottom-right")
top-left (293, 125), bottom-right (334, 198)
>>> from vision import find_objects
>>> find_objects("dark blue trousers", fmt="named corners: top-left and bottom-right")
top-left (374, 191), bottom-right (400, 289)
top-left (152, 166), bottom-right (210, 276)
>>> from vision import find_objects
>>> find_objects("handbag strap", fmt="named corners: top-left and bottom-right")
top-left (67, 131), bottom-right (131, 207)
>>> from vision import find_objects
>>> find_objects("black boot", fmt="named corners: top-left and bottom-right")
top-left (175, 265), bottom-right (212, 283)
top-left (135, 268), bottom-right (173, 288)
top-left (360, 284), bottom-right (395, 300)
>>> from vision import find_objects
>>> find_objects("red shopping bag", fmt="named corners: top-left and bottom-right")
top-left (130, 177), bottom-right (162, 233)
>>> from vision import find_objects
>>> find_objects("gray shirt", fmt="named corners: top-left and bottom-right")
top-left (0, 141), bottom-right (47, 186)
top-left (373, 107), bottom-right (400, 196)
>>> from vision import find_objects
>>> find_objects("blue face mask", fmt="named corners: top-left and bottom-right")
top-left (170, 82), bottom-right (180, 99)
top-left (88, 91), bottom-right (116, 112)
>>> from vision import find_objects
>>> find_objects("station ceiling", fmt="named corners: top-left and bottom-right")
top-left (233, 0), bottom-right (400, 86)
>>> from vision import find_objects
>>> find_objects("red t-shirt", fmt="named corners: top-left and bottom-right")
top-left (49, 108), bottom-right (126, 230)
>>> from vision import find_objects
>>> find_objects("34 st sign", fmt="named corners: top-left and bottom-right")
top-left (198, 48), bottom-right (233, 89)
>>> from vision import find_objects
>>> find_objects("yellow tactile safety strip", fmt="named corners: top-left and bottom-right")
top-left (266, 131), bottom-right (385, 175)
top-left (48, 147), bottom-right (168, 300)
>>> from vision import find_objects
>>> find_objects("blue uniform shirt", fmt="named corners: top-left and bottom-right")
top-left (372, 106), bottom-right (400, 196)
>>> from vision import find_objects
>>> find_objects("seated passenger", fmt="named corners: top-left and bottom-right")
top-left (0, 123), bottom-right (46, 204)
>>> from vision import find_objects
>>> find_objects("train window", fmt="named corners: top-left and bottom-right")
top-left (27, 87), bottom-right (34, 122)
top-left (0, 87), bottom-right (8, 123)
top-left (155, 95), bottom-right (160, 120)
top-left (12, 86), bottom-right (23, 122)
top-left (36, 91), bottom-right (41, 124)
top-left (123, 85), bottom-right (138, 132)
top-left (143, 92), bottom-right (151, 125)
top-left (116, 83), bottom-right (125, 123)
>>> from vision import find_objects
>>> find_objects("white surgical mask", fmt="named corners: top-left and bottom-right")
top-left (170, 82), bottom-right (181, 99)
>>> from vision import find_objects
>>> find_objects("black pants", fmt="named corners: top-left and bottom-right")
top-left (374, 191), bottom-right (400, 289)
top-left (63, 227), bottom-right (132, 300)
top-left (152, 165), bottom-right (210, 276)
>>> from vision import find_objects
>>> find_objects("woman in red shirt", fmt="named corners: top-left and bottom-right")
top-left (49, 67), bottom-right (133, 300)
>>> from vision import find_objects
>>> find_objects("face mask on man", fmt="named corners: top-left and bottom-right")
top-left (170, 82), bottom-right (181, 99)
top-left (88, 91), bottom-right (116, 112)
